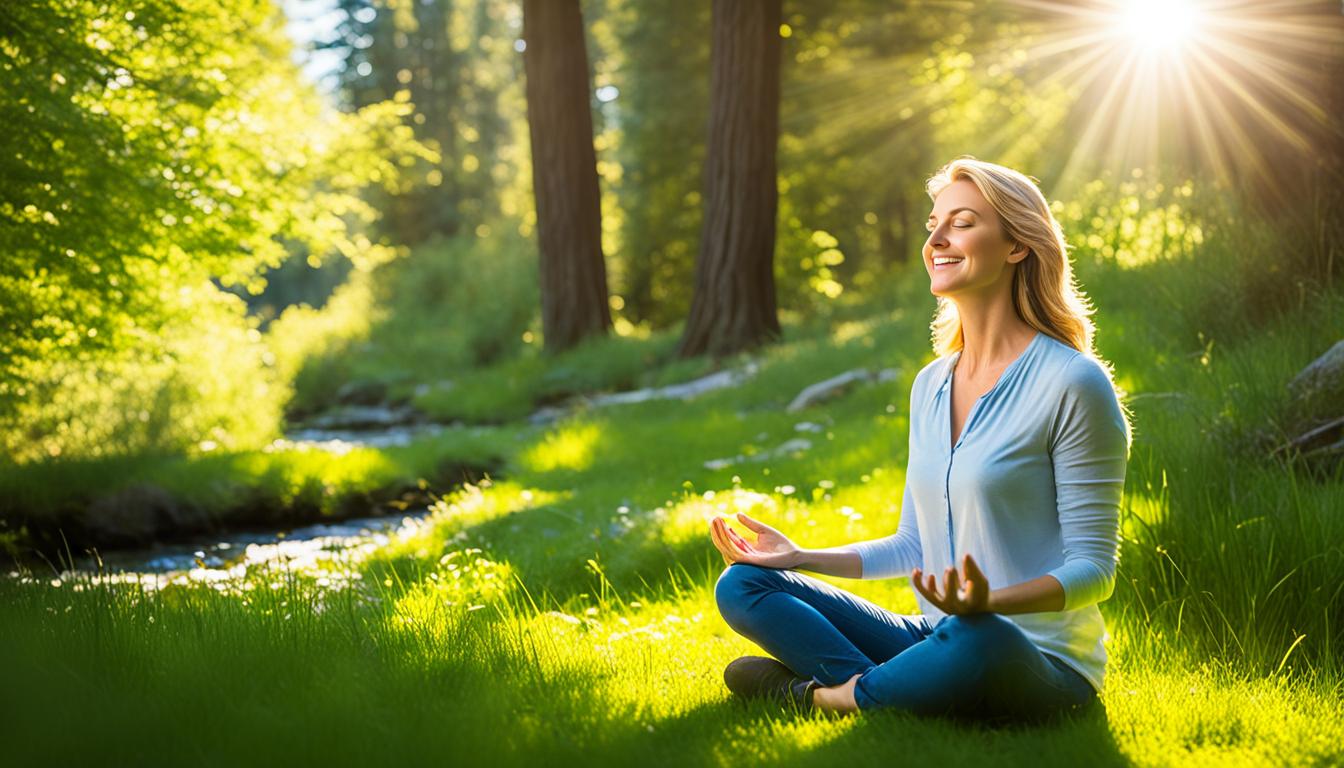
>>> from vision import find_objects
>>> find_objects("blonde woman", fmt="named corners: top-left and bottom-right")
top-left (709, 157), bottom-right (1132, 720)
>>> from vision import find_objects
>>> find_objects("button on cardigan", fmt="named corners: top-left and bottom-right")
top-left (847, 331), bottom-right (1130, 692)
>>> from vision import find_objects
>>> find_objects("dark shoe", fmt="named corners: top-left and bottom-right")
top-left (723, 656), bottom-right (818, 712)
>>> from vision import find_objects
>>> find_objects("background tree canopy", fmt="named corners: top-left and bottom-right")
top-left (0, 0), bottom-right (430, 461)
top-left (1, 0), bottom-right (1340, 460)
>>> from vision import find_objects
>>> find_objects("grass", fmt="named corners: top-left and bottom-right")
top-left (0, 426), bottom-right (515, 553)
top-left (409, 328), bottom-right (705, 423)
top-left (4, 561), bottom-right (1340, 767)
top-left (2, 245), bottom-right (1343, 765)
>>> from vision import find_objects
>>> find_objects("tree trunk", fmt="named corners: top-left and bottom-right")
top-left (676, 0), bottom-right (782, 359)
top-left (523, 0), bottom-right (611, 353)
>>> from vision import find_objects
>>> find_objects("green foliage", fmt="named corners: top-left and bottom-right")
top-left (600, 1), bottom-right (1078, 330)
top-left (374, 227), bottom-right (539, 370)
top-left (1059, 172), bottom-right (1337, 345)
top-left (0, 0), bottom-right (431, 461)
top-left (7, 288), bottom-right (282, 464)
top-left (773, 221), bottom-right (849, 320)
top-left (410, 328), bottom-right (696, 424)
top-left (265, 266), bottom-right (385, 418)
top-left (270, 225), bottom-right (540, 417)
top-left (606, 0), bottom-right (711, 327)
top-left (326, 0), bottom-right (530, 244)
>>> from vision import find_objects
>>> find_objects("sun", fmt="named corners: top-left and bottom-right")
top-left (1117, 0), bottom-right (1204, 56)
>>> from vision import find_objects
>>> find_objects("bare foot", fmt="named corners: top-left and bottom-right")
top-left (810, 673), bottom-right (862, 715)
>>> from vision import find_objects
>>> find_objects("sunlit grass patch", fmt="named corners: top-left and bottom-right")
top-left (1103, 661), bottom-right (1344, 767)
top-left (520, 421), bottom-right (602, 473)
top-left (425, 479), bottom-right (565, 534)
top-left (656, 487), bottom-right (786, 551)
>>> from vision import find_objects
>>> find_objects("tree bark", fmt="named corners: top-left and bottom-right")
top-left (676, 0), bottom-right (782, 359)
top-left (523, 0), bottom-right (611, 353)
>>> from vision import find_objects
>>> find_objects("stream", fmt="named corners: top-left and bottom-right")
top-left (49, 423), bottom-right (447, 584)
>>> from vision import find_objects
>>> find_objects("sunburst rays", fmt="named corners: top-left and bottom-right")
top-left (1004, 0), bottom-right (1342, 194)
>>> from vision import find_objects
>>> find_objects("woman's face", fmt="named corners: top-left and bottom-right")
top-left (922, 179), bottom-right (1026, 300)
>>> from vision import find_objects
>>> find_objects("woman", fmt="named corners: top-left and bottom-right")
top-left (709, 157), bottom-right (1131, 721)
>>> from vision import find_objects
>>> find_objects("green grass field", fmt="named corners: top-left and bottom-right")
top-left (2, 257), bottom-right (1342, 767)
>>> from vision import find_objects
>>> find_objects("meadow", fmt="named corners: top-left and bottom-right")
top-left (3, 208), bottom-right (1342, 767)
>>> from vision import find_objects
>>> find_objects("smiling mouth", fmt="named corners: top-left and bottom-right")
top-left (933, 257), bottom-right (964, 266)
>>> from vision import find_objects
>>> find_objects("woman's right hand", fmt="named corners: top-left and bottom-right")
top-left (708, 512), bottom-right (801, 570)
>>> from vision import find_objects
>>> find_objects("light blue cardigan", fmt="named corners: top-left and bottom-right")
top-left (847, 331), bottom-right (1130, 692)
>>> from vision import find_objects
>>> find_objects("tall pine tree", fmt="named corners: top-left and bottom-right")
top-left (678, 0), bottom-right (783, 358)
top-left (522, 0), bottom-right (612, 352)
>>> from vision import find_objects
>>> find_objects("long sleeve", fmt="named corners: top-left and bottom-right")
top-left (845, 482), bottom-right (923, 580)
top-left (1044, 355), bottom-right (1130, 611)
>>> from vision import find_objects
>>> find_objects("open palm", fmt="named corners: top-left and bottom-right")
top-left (708, 512), bottom-right (800, 569)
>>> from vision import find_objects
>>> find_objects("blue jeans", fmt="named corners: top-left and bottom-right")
top-left (715, 563), bottom-right (1097, 721)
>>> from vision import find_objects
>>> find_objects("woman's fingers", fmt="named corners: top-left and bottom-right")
top-left (959, 554), bottom-right (990, 607)
top-left (711, 517), bottom-right (764, 565)
top-left (924, 572), bottom-right (946, 605)
top-left (708, 519), bottom-right (726, 556)
top-left (709, 518), bottom-right (736, 561)
top-left (711, 530), bottom-right (732, 565)
top-left (715, 517), bottom-right (748, 552)
top-left (910, 568), bottom-right (931, 602)
top-left (735, 512), bottom-right (770, 534)
top-left (725, 524), bottom-right (757, 553)
top-left (909, 562), bottom-right (994, 614)
top-left (960, 553), bottom-right (977, 581)
top-left (912, 566), bottom-right (964, 612)
top-left (962, 554), bottom-right (987, 588)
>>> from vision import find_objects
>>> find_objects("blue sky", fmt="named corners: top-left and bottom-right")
top-left (280, 0), bottom-right (344, 95)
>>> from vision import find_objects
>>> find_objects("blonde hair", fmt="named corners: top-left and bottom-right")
top-left (925, 156), bottom-right (1132, 446)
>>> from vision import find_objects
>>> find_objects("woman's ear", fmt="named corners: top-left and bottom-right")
top-left (1008, 241), bottom-right (1030, 264)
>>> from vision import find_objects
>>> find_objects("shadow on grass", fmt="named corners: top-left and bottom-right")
top-left (789, 701), bottom-right (1126, 768)
top-left (578, 690), bottom-right (1127, 768)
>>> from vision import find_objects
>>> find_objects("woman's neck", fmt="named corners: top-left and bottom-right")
top-left (952, 289), bottom-right (1035, 375)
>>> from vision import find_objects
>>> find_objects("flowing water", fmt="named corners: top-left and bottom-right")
top-left (44, 423), bottom-right (448, 583)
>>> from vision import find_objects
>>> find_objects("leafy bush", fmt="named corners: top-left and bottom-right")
top-left (0, 0), bottom-right (430, 462)
top-left (267, 269), bottom-right (385, 419)
top-left (411, 329), bottom-right (692, 423)
top-left (1, 286), bottom-right (284, 464)
top-left (1057, 172), bottom-right (1337, 346)
top-left (372, 226), bottom-right (540, 371)
top-left (273, 225), bottom-right (540, 417)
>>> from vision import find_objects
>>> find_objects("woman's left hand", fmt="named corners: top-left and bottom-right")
top-left (707, 513), bottom-right (800, 570)
top-left (911, 553), bottom-right (991, 615)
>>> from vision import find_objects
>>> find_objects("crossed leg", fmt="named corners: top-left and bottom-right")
top-left (714, 563), bottom-right (932, 713)
top-left (714, 563), bottom-right (1096, 719)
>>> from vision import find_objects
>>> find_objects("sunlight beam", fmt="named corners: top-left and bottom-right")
top-left (1004, 0), bottom-right (1342, 194)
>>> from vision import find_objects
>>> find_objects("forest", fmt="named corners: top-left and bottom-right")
top-left (1, 0), bottom-right (1342, 765)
